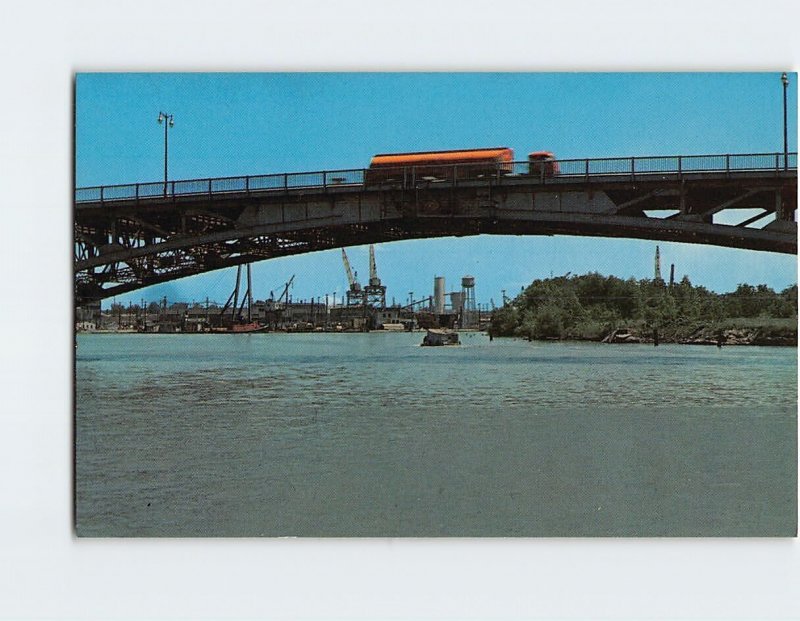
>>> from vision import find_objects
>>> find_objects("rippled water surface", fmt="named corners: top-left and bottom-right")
top-left (75, 333), bottom-right (797, 536)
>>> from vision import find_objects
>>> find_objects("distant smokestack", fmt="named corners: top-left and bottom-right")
top-left (669, 263), bottom-right (675, 287)
top-left (654, 246), bottom-right (662, 281)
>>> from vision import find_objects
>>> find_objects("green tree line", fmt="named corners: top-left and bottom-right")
top-left (489, 273), bottom-right (797, 342)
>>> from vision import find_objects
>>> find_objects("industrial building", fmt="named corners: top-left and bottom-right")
top-left (76, 244), bottom-right (493, 333)
top-left (422, 274), bottom-right (484, 330)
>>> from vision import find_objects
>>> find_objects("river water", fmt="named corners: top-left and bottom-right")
top-left (75, 332), bottom-right (797, 536)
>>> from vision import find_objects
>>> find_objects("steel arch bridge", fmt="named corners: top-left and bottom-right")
top-left (75, 152), bottom-right (798, 303)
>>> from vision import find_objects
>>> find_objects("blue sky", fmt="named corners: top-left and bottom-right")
top-left (75, 73), bottom-right (797, 308)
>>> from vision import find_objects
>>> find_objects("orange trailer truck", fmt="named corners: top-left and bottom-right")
top-left (365, 147), bottom-right (515, 184)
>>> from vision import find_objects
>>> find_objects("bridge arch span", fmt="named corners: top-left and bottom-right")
top-left (75, 154), bottom-right (797, 302)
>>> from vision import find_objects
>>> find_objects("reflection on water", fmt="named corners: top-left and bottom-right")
top-left (75, 333), bottom-right (797, 536)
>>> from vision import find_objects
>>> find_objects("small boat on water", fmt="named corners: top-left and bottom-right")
top-left (421, 328), bottom-right (460, 346)
top-left (231, 321), bottom-right (269, 333)
top-left (210, 322), bottom-right (269, 334)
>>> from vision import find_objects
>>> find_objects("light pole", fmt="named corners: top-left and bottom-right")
top-left (781, 73), bottom-right (789, 171)
top-left (157, 111), bottom-right (174, 194)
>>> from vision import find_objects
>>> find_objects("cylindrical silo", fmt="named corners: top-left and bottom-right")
top-left (433, 276), bottom-right (445, 315)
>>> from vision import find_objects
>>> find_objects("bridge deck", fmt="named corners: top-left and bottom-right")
top-left (76, 152), bottom-right (798, 206)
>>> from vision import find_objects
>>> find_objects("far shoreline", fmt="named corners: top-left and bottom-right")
top-left (75, 329), bottom-right (797, 347)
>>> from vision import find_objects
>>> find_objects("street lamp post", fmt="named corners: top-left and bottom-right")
top-left (157, 111), bottom-right (174, 195)
top-left (781, 73), bottom-right (789, 171)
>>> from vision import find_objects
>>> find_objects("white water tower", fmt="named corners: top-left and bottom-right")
top-left (461, 276), bottom-right (476, 329)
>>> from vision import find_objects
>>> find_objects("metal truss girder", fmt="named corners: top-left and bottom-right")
top-left (75, 213), bottom-right (797, 303)
top-left (119, 216), bottom-right (170, 238)
top-left (699, 188), bottom-right (763, 217)
top-left (74, 168), bottom-right (797, 302)
top-left (736, 209), bottom-right (774, 228)
top-left (185, 208), bottom-right (236, 225)
top-left (614, 188), bottom-right (680, 212)
top-left (78, 199), bottom-right (797, 275)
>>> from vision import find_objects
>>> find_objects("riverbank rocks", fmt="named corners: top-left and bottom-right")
top-left (678, 327), bottom-right (796, 346)
top-left (601, 326), bottom-right (796, 346)
top-left (601, 329), bottom-right (641, 344)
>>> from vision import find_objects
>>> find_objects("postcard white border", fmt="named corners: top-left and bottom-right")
top-left (2, 0), bottom-right (798, 618)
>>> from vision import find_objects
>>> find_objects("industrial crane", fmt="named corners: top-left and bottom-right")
top-left (365, 244), bottom-right (386, 308)
top-left (368, 245), bottom-right (380, 287)
top-left (277, 275), bottom-right (295, 306)
top-left (218, 263), bottom-right (254, 324)
top-left (341, 248), bottom-right (364, 306)
top-left (264, 274), bottom-right (294, 330)
top-left (341, 245), bottom-right (387, 309)
top-left (341, 248), bottom-right (359, 291)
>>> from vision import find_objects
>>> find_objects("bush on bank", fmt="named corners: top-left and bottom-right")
top-left (488, 273), bottom-right (797, 344)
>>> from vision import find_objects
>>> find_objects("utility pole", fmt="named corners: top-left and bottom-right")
top-left (157, 111), bottom-right (174, 195)
top-left (654, 245), bottom-right (662, 281)
top-left (782, 73), bottom-right (789, 171)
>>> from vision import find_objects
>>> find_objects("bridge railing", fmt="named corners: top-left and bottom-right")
top-left (75, 152), bottom-right (797, 204)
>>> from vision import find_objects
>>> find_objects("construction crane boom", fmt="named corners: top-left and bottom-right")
top-left (341, 248), bottom-right (360, 292)
top-left (278, 275), bottom-right (295, 305)
top-left (368, 244), bottom-right (380, 286)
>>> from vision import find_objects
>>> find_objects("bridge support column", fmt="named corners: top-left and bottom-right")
top-left (774, 189), bottom-right (784, 221)
top-left (765, 188), bottom-right (798, 233)
top-left (775, 187), bottom-right (797, 221)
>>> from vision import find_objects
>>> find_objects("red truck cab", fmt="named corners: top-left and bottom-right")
top-left (528, 151), bottom-right (560, 177)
